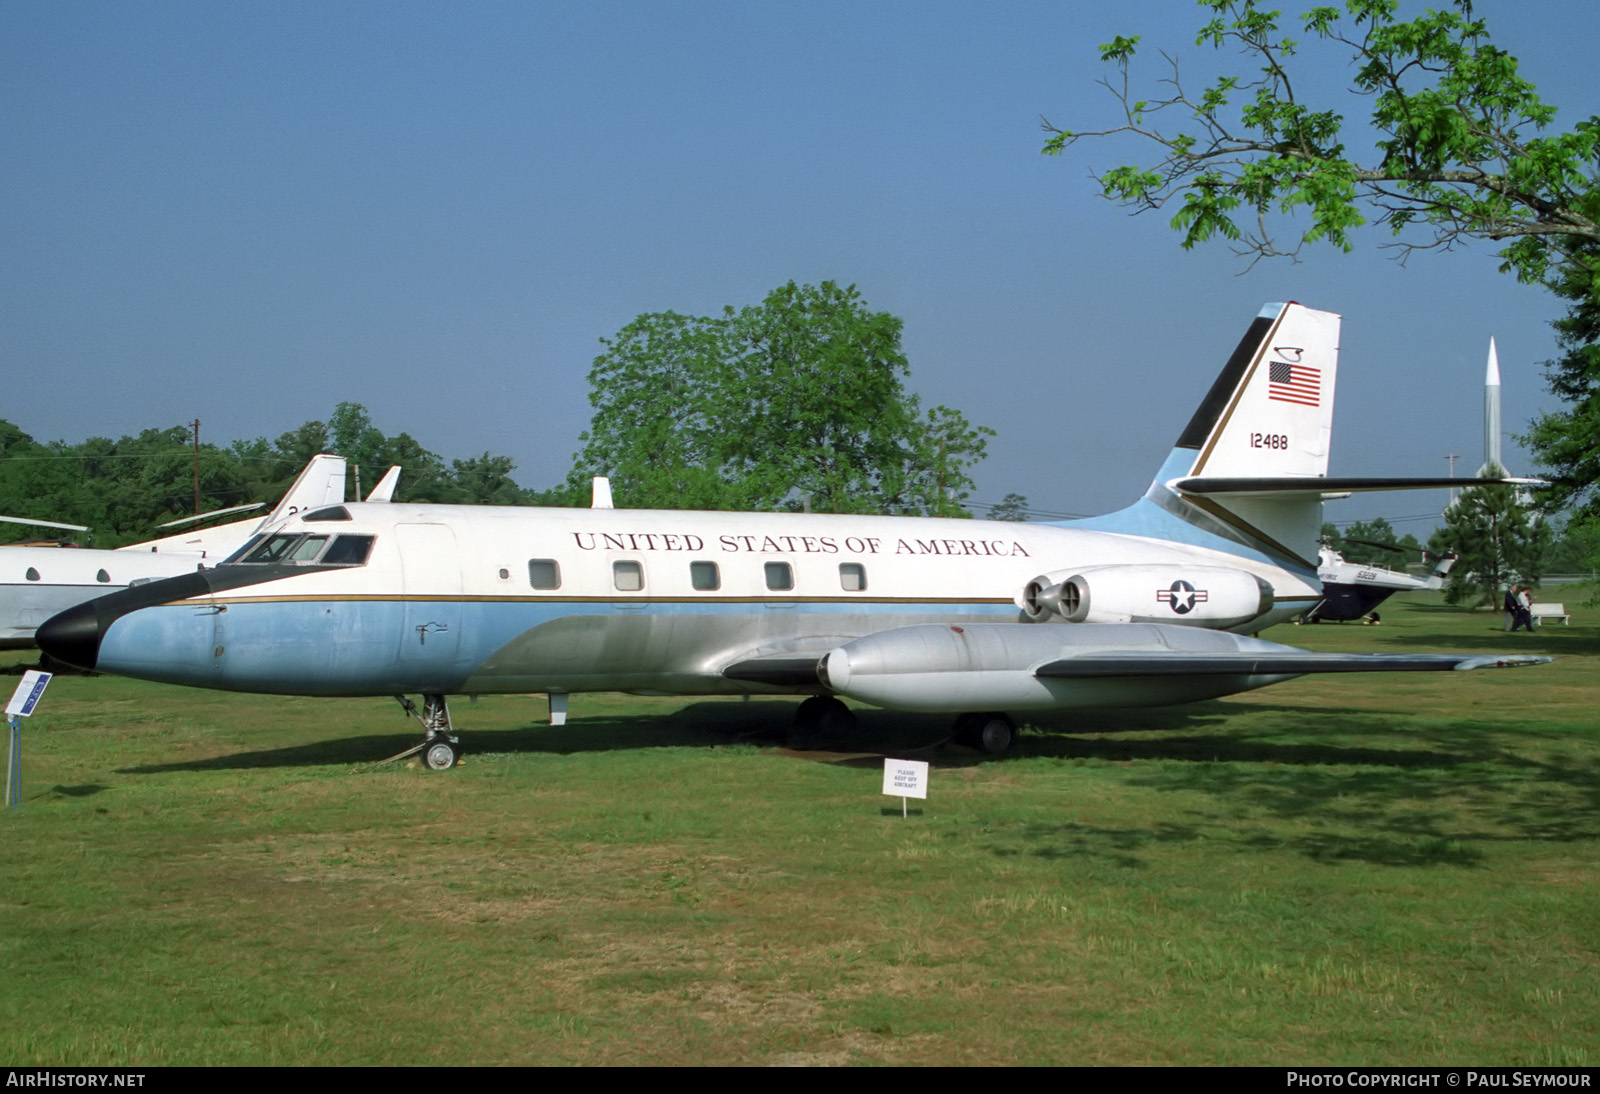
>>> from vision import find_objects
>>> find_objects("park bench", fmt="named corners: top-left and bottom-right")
top-left (1531, 602), bottom-right (1570, 625)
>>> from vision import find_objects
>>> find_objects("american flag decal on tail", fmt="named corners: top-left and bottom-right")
top-left (1268, 358), bottom-right (1320, 407)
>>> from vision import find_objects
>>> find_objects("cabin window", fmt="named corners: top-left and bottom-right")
top-left (764, 561), bottom-right (793, 592)
top-left (498, 568), bottom-right (509, 580)
top-left (528, 559), bottom-right (562, 590)
top-left (322, 535), bottom-right (375, 566)
top-left (303, 506), bottom-right (352, 522)
top-left (690, 561), bottom-right (720, 591)
top-left (613, 560), bottom-right (643, 592)
top-left (96, 569), bottom-right (111, 583)
top-left (25, 568), bottom-right (39, 582)
top-left (839, 562), bottom-right (866, 591)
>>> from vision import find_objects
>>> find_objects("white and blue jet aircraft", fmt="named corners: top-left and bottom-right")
top-left (37, 303), bottom-right (1548, 768)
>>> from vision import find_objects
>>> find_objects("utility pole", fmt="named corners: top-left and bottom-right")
top-left (192, 419), bottom-right (202, 515)
top-left (1445, 452), bottom-right (1458, 505)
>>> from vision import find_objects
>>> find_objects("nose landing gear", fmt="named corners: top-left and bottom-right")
top-left (383, 693), bottom-right (461, 770)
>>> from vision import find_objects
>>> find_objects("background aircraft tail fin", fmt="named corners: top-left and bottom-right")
top-left (262, 453), bottom-right (348, 524)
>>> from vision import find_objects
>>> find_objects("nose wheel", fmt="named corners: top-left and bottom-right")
top-left (383, 693), bottom-right (461, 770)
top-left (421, 735), bottom-right (459, 770)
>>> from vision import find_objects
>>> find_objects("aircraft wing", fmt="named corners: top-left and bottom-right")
top-left (1034, 652), bottom-right (1552, 677)
top-left (809, 622), bottom-right (1552, 714)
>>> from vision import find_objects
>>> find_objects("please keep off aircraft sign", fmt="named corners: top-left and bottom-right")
top-left (882, 758), bottom-right (929, 800)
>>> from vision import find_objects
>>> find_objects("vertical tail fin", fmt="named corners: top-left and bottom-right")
top-left (1174, 302), bottom-right (1340, 481)
top-left (1142, 302), bottom-right (1342, 567)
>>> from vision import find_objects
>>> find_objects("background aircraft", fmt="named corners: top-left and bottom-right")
top-left (1301, 541), bottom-right (1457, 624)
top-left (0, 455), bottom-right (347, 650)
top-left (37, 303), bottom-right (1547, 767)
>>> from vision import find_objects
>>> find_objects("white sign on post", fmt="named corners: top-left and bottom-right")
top-left (882, 758), bottom-right (929, 816)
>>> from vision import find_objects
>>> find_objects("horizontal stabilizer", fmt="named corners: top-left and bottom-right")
top-left (156, 503), bottom-right (265, 529)
top-left (1173, 475), bottom-right (1545, 497)
top-left (1035, 652), bottom-right (1552, 678)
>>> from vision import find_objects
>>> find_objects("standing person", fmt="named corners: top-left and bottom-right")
top-left (1517, 586), bottom-right (1536, 632)
top-left (1504, 585), bottom-right (1519, 631)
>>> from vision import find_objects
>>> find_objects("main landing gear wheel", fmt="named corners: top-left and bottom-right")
top-left (791, 696), bottom-right (857, 748)
top-left (953, 712), bottom-right (1015, 755)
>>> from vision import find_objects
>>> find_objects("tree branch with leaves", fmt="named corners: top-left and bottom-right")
top-left (1042, 0), bottom-right (1600, 281)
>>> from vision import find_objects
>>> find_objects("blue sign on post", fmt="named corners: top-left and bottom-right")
top-left (6, 671), bottom-right (51, 809)
top-left (7, 671), bottom-right (51, 718)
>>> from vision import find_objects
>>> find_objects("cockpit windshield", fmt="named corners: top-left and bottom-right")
top-left (223, 533), bottom-right (376, 567)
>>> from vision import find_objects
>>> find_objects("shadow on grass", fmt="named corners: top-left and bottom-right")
top-left (114, 700), bottom-right (848, 773)
top-left (995, 699), bottom-right (1600, 869)
top-left (1371, 629), bottom-right (1600, 656)
top-left (115, 696), bottom-right (1520, 775)
top-left (989, 820), bottom-right (1204, 870)
top-left (46, 783), bottom-right (108, 798)
top-left (981, 754), bottom-right (1599, 870)
top-left (115, 695), bottom-right (1600, 871)
top-left (123, 698), bottom-right (1450, 775)
top-left (989, 819), bottom-right (1488, 869)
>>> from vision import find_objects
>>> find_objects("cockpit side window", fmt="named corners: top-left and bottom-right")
top-left (322, 536), bottom-right (375, 566)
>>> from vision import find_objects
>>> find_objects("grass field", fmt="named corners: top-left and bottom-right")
top-left (1, 593), bottom-right (1596, 1066)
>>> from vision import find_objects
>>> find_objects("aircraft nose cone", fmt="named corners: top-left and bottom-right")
top-left (37, 600), bottom-right (104, 671)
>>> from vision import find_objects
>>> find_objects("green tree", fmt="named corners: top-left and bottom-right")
top-left (0, 423), bottom-right (98, 543)
top-left (1331, 516), bottom-right (1424, 565)
top-left (0, 407), bottom-right (542, 545)
top-left (987, 493), bottom-right (1032, 521)
top-left (1429, 468), bottom-right (1551, 606)
top-left (1523, 250), bottom-right (1600, 579)
top-left (1042, 0), bottom-right (1600, 282)
top-left (1543, 514), bottom-right (1600, 577)
top-left (448, 453), bottom-right (533, 506)
top-left (569, 280), bottom-right (992, 514)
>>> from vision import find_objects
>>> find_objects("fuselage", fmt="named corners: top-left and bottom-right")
top-left (38, 500), bottom-right (1322, 700)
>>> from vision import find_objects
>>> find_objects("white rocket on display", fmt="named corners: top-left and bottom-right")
top-left (1479, 337), bottom-right (1505, 476)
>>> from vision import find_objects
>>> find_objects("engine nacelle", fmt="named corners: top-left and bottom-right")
top-left (1018, 565), bottom-right (1273, 629)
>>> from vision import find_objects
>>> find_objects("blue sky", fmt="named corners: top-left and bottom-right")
top-left (4, 0), bottom-right (1594, 535)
